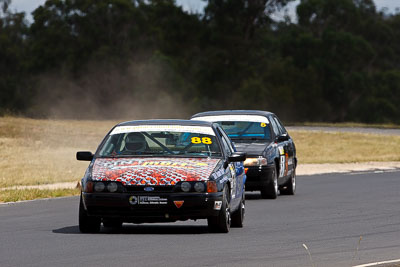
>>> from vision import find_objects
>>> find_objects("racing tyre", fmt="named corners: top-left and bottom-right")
top-left (103, 219), bottom-right (123, 229)
top-left (231, 190), bottom-right (245, 228)
top-left (79, 195), bottom-right (101, 233)
top-left (280, 169), bottom-right (296, 195)
top-left (260, 167), bottom-right (278, 199)
top-left (207, 185), bottom-right (231, 233)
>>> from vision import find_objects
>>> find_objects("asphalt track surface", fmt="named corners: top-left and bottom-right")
top-left (1, 171), bottom-right (399, 267)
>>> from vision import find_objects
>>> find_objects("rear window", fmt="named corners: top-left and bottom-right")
top-left (217, 121), bottom-right (272, 141)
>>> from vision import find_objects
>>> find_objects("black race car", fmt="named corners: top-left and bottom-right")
top-left (191, 110), bottom-right (297, 199)
top-left (77, 120), bottom-right (246, 233)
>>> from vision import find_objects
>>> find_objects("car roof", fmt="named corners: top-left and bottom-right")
top-left (117, 119), bottom-right (216, 127)
top-left (191, 110), bottom-right (274, 118)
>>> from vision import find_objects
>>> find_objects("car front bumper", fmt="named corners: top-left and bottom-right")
top-left (82, 191), bottom-right (223, 223)
top-left (244, 165), bottom-right (275, 191)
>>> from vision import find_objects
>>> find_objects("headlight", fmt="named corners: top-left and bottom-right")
top-left (194, 182), bottom-right (205, 192)
top-left (107, 182), bottom-right (118, 193)
top-left (181, 182), bottom-right (191, 192)
top-left (94, 182), bottom-right (105, 192)
top-left (244, 157), bottom-right (267, 166)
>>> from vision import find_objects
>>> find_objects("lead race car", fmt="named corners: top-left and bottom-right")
top-left (77, 120), bottom-right (246, 233)
top-left (191, 110), bottom-right (297, 199)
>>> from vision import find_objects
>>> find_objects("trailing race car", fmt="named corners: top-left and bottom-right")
top-left (191, 110), bottom-right (297, 199)
top-left (77, 120), bottom-right (246, 233)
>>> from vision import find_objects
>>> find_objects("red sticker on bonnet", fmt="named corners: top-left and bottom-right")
top-left (92, 157), bottom-right (220, 186)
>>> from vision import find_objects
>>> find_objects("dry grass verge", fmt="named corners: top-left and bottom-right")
top-left (289, 122), bottom-right (400, 129)
top-left (290, 130), bottom-right (400, 164)
top-left (1, 116), bottom-right (400, 202)
top-left (0, 116), bottom-right (117, 188)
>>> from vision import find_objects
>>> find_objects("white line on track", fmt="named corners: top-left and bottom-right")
top-left (353, 259), bottom-right (400, 267)
top-left (346, 169), bottom-right (400, 176)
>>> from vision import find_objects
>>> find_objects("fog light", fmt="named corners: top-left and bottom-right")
top-left (194, 182), bottom-right (205, 192)
top-left (94, 182), bottom-right (105, 192)
top-left (107, 182), bottom-right (118, 192)
top-left (181, 182), bottom-right (191, 192)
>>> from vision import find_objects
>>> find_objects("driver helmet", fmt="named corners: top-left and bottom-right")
top-left (124, 132), bottom-right (147, 152)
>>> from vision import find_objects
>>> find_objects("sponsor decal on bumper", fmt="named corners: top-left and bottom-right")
top-left (129, 195), bottom-right (168, 205)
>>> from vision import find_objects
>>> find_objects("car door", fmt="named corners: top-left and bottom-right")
top-left (269, 116), bottom-right (283, 179)
top-left (221, 128), bottom-right (245, 197)
top-left (216, 128), bottom-right (241, 207)
top-left (272, 115), bottom-right (294, 183)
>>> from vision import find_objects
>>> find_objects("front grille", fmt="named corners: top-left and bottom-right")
top-left (124, 185), bottom-right (175, 193)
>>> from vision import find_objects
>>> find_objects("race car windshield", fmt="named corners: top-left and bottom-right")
top-left (98, 129), bottom-right (222, 158)
top-left (217, 121), bottom-right (272, 141)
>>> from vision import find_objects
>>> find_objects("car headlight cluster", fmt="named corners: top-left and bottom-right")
top-left (244, 156), bottom-right (268, 166)
top-left (92, 182), bottom-right (119, 193)
top-left (181, 182), bottom-right (191, 192)
top-left (179, 181), bottom-right (206, 193)
top-left (194, 182), bottom-right (205, 192)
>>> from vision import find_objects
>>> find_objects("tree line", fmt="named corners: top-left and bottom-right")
top-left (1, 0), bottom-right (399, 123)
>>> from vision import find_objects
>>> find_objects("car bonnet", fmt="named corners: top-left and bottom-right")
top-left (233, 142), bottom-right (270, 156)
top-left (91, 157), bottom-right (221, 186)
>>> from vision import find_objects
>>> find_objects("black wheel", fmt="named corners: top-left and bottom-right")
top-left (103, 218), bottom-right (123, 229)
top-left (260, 167), bottom-right (278, 199)
top-left (79, 195), bottom-right (101, 233)
top-left (207, 185), bottom-right (231, 233)
top-left (231, 189), bottom-right (245, 228)
top-left (280, 169), bottom-right (296, 195)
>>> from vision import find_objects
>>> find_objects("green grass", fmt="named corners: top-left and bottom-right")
top-left (0, 188), bottom-right (80, 203)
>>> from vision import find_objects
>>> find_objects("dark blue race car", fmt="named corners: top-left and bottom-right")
top-left (77, 120), bottom-right (246, 233)
top-left (191, 110), bottom-right (297, 199)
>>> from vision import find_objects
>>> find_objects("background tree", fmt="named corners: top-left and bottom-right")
top-left (0, 0), bottom-right (32, 114)
top-left (0, 0), bottom-right (399, 123)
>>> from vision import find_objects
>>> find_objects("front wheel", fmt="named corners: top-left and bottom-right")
top-left (231, 190), bottom-right (245, 228)
top-left (208, 185), bottom-right (231, 233)
top-left (260, 167), bottom-right (278, 199)
top-left (280, 169), bottom-right (296, 195)
top-left (79, 195), bottom-right (101, 233)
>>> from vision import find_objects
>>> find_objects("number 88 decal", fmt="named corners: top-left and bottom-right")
top-left (191, 137), bottom-right (212, 144)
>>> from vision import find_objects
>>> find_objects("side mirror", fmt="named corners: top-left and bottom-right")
top-left (276, 134), bottom-right (289, 142)
top-left (76, 151), bottom-right (93, 161)
top-left (228, 152), bottom-right (247, 163)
